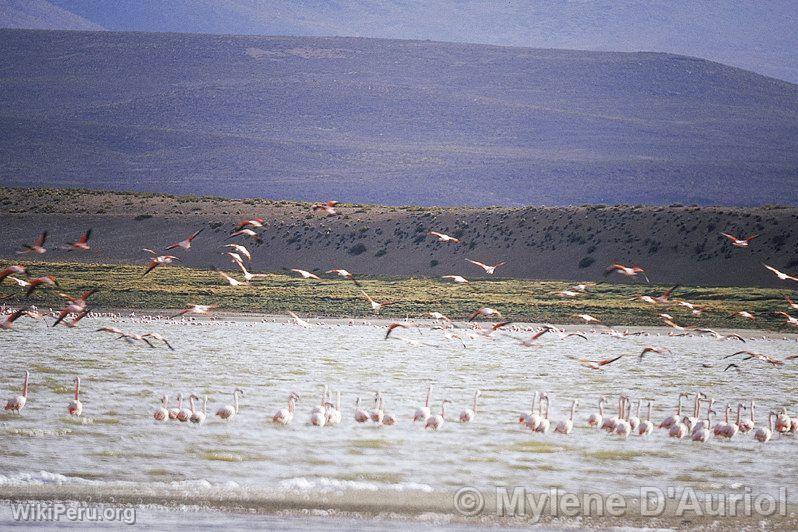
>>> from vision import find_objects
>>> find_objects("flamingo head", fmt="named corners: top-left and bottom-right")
top-left (234, 388), bottom-right (244, 396)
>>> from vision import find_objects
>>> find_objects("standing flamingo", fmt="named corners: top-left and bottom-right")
top-left (613, 397), bottom-right (632, 439)
top-left (354, 397), bottom-right (370, 423)
top-left (683, 392), bottom-right (706, 432)
top-left (413, 385), bottom-right (432, 423)
top-left (738, 400), bottom-right (755, 433)
top-left (628, 399), bottom-right (641, 432)
top-left (425, 400), bottom-right (451, 430)
top-left (67, 377), bottom-right (82, 416)
top-left (754, 412), bottom-right (775, 443)
top-left (690, 397), bottom-right (715, 434)
top-left (216, 388), bottom-right (243, 420)
top-left (602, 395), bottom-right (624, 432)
top-left (273, 392), bottom-right (299, 425)
top-left (382, 395), bottom-right (398, 426)
top-left (713, 404), bottom-right (731, 437)
top-left (168, 393), bottom-right (182, 420)
top-left (534, 393), bottom-right (551, 433)
top-left (775, 408), bottom-right (792, 433)
top-left (4, 370), bottom-right (29, 414)
top-left (586, 396), bottom-right (605, 428)
top-left (153, 395), bottom-right (169, 421)
top-left (177, 394), bottom-right (192, 422)
top-left (638, 401), bottom-right (654, 436)
top-left (691, 408), bottom-right (715, 442)
top-left (189, 395), bottom-right (207, 424)
top-left (370, 392), bottom-right (385, 424)
top-left (459, 390), bottom-right (481, 423)
top-left (519, 391), bottom-right (539, 427)
top-left (554, 399), bottom-right (578, 435)
top-left (660, 392), bottom-right (688, 429)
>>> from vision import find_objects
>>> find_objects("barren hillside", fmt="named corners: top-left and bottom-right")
top-left (2, 188), bottom-right (796, 288)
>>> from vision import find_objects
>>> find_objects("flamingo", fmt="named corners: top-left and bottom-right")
top-left (360, 290), bottom-right (396, 314)
top-left (441, 275), bottom-right (469, 284)
top-left (235, 261), bottom-right (268, 282)
top-left (683, 392), bottom-right (706, 432)
top-left (574, 314), bottom-right (601, 324)
top-left (67, 376), bottom-right (82, 416)
top-left (354, 396), bottom-right (370, 423)
top-left (601, 396), bottom-right (623, 432)
top-left (61, 229), bottom-right (92, 251)
top-left (628, 399), bottom-right (641, 432)
top-left (459, 390), bottom-right (481, 423)
top-left (17, 232), bottom-right (48, 254)
top-left (4, 370), bottom-right (29, 413)
top-left (775, 407), bottom-right (792, 433)
top-left (775, 312), bottom-right (798, 327)
top-left (218, 269), bottom-right (245, 287)
top-left (720, 232), bottom-right (758, 248)
top-left (53, 289), bottom-right (98, 326)
top-left (604, 263), bottom-right (649, 282)
top-left (785, 296), bottom-right (798, 311)
top-left (521, 391), bottom-right (542, 430)
top-left (312, 201), bottom-right (339, 215)
top-left (370, 392), bottom-right (385, 424)
top-left (165, 229), bottom-right (204, 251)
top-left (216, 388), bottom-right (244, 420)
top-left (638, 401), bottom-right (654, 436)
top-left (143, 252), bottom-right (181, 276)
top-left (713, 404), bottom-right (731, 438)
top-left (425, 399), bottom-right (451, 431)
top-left (287, 311), bottom-right (311, 328)
top-left (327, 391), bottom-right (342, 425)
top-left (613, 397), bottom-right (632, 439)
top-left (189, 395), bottom-right (207, 424)
top-left (660, 392), bottom-right (687, 426)
top-left (382, 395), bottom-right (398, 426)
top-left (763, 264), bottom-right (798, 282)
top-left (754, 412), bottom-right (775, 443)
top-left (0, 308), bottom-right (28, 330)
top-left (25, 276), bottom-right (60, 297)
top-left (171, 304), bottom-right (217, 319)
top-left (226, 228), bottom-right (263, 243)
top-left (586, 396), bottom-right (605, 428)
top-left (153, 395), bottom-right (169, 421)
top-left (326, 269), bottom-right (361, 286)
top-left (0, 265), bottom-right (28, 283)
top-left (290, 269), bottom-right (320, 280)
top-left (168, 393), bottom-right (182, 420)
top-left (429, 231), bottom-right (460, 243)
top-left (224, 244), bottom-right (252, 261)
top-left (738, 400), bottom-right (755, 433)
top-left (273, 392), bottom-right (299, 425)
top-left (554, 399), bottom-right (578, 434)
top-left (468, 307), bottom-right (502, 321)
top-left (578, 354), bottom-right (623, 370)
top-left (691, 407), bottom-right (715, 443)
top-left (234, 218), bottom-right (265, 231)
top-left (465, 259), bottom-right (506, 275)
top-left (534, 393), bottom-right (551, 433)
top-left (414, 386), bottom-right (432, 423)
top-left (177, 395), bottom-right (192, 422)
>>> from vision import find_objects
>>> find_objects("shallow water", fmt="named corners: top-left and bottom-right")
top-left (1, 316), bottom-right (797, 525)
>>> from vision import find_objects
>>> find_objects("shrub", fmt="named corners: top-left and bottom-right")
top-left (578, 256), bottom-right (595, 269)
top-left (348, 243), bottom-right (367, 256)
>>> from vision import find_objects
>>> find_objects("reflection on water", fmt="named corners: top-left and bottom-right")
top-left (1, 316), bottom-right (797, 517)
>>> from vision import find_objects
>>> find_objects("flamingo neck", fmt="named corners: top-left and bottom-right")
top-left (189, 396), bottom-right (196, 413)
top-left (425, 388), bottom-right (431, 408)
top-left (234, 391), bottom-right (240, 414)
top-left (22, 372), bottom-right (29, 398)
top-left (163, 396), bottom-right (169, 408)
top-left (472, 393), bottom-right (478, 413)
top-left (288, 398), bottom-right (295, 413)
top-left (570, 402), bottom-right (576, 420)
top-left (74, 379), bottom-right (80, 400)
top-left (646, 403), bottom-right (652, 421)
top-left (202, 397), bottom-right (207, 413)
top-left (676, 395), bottom-right (683, 416)
top-left (598, 399), bottom-right (604, 416)
top-left (735, 405), bottom-right (742, 424)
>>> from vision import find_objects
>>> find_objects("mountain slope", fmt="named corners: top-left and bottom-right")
top-left (0, 30), bottom-right (796, 206)
top-left (0, 0), bottom-right (102, 31)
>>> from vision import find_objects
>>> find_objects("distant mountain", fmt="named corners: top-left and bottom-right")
top-left (2, 0), bottom-right (793, 83)
top-left (0, 0), bottom-right (101, 31)
top-left (0, 29), bottom-right (796, 206)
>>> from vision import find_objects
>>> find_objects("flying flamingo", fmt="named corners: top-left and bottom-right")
top-left (216, 388), bottom-right (244, 420)
top-left (360, 290), bottom-right (396, 314)
top-left (753, 412), bottom-right (775, 443)
top-left (290, 269), bottom-right (320, 280)
top-left (17, 232), bottom-right (48, 254)
top-left (25, 275), bottom-right (60, 296)
top-left (312, 201), bottom-right (339, 215)
top-left (0, 265), bottom-right (28, 283)
top-left (235, 261), bottom-right (268, 282)
top-left (67, 376), bottom-right (82, 416)
top-left (429, 231), bottom-right (460, 243)
top-left (143, 251), bottom-right (181, 276)
top-left (189, 395), bottom-right (207, 424)
top-left (763, 264), bottom-right (798, 282)
top-left (61, 229), bottom-right (92, 251)
top-left (226, 228), bottom-right (263, 243)
top-left (786, 296), bottom-right (798, 310)
top-left (604, 263), bottom-right (649, 282)
top-left (425, 399), bottom-right (451, 431)
top-left (468, 307), bottom-right (502, 321)
top-left (441, 275), bottom-right (469, 284)
top-left (459, 390), bottom-right (481, 423)
top-left (465, 259), bottom-right (506, 275)
top-left (234, 218), bottom-right (264, 231)
top-left (638, 401), bottom-right (654, 436)
top-left (354, 396), bottom-right (370, 423)
top-left (171, 304), bottom-right (217, 319)
top-left (4, 371), bottom-right (29, 414)
top-left (273, 392), bottom-right (300, 425)
top-left (720, 232), bottom-right (758, 248)
top-left (775, 312), bottom-right (798, 327)
top-left (225, 244), bottom-right (252, 261)
top-left (587, 396), bottom-right (605, 428)
top-left (168, 393), bottom-right (182, 420)
top-left (53, 289), bottom-right (98, 326)
top-left (413, 386), bottom-right (432, 423)
top-left (554, 399), bottom-right (578, 435)
top-left (153, 395), bottom-right (169, 421)
top-left (326, 269), bottom-right (361, 286)
top-left (578, 354), bottom-right (623, 370)
top-left (165, 229), bottom-right (204, 251)
top-left (0, 308), bottom-right (28, 330)
top-left (218, 269), bottom-right (246, 287)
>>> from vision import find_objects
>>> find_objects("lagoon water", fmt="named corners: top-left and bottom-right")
top-left (1, 316), bottom-right (796, 526)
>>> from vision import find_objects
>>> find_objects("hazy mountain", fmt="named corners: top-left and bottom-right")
top-left (0, 29), bottom-right (796, 206)
top-left (0, 0), bottom-right (102, 31)
top-left (15, 0), bottom-right (798, 84)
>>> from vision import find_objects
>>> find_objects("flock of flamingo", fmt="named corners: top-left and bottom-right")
top-left (2, 204), bottom-right (797, 445)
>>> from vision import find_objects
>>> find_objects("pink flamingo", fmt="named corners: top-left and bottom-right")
top-left (168, 393), bottom-right (182, 420)
top-left (327, 391), bottom-right (342, 425)
top-left (425, 399), bottom-right (451, 430)
top-left (354, 397), bottom-right (369, 423)
top-left (273, 392), bottom-right (299, 424)
top-left (713, 404), bottom-right (731, 437)
top-left (413, 385), bottom-right (432, 423)
top-left (370, 392), bottom-right (384, 424)
top-left (519, 391), bottom-right (539, 428)
top-left (660, 392), bottom-right (688, 429)
top-left (738, 400), bottom-right (755, 433)
top-left (534, 393), bottom-right (551, 433)
top-left (189, 395), bottom-right (207, 424)
top-left (628, 399), bottom-right (641, 432)
top-left (638, 401), bottom-right (654, 436)
top-left (775, 408), bottom-right (791, 433)
top-left (602, 395), bottom-right (624, 432)
top-left (586, 396), bottom-right (605, 428)
top-left (153, 395), bottom-right (168, 421)
top-left (216, 388), bottom-right (243, 420)
top-left (754, 412), bottom-right (775, 443)
top-left (459, 390), bottom-right (481, 423)
top-left (177, 394), bottom-right (192, 422)
top-left (383, 396), bottom-right (398, 426)
top-left (554, 399), bottom-right (578, 435)
top-left (67, 377), bottom-right (82, 416)
top-left (692, 407), bottom-right (715, 443)
top-left (4, 370), bottom-right (29, 414)
top-left (613, 396), bottom-right (631, 439)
